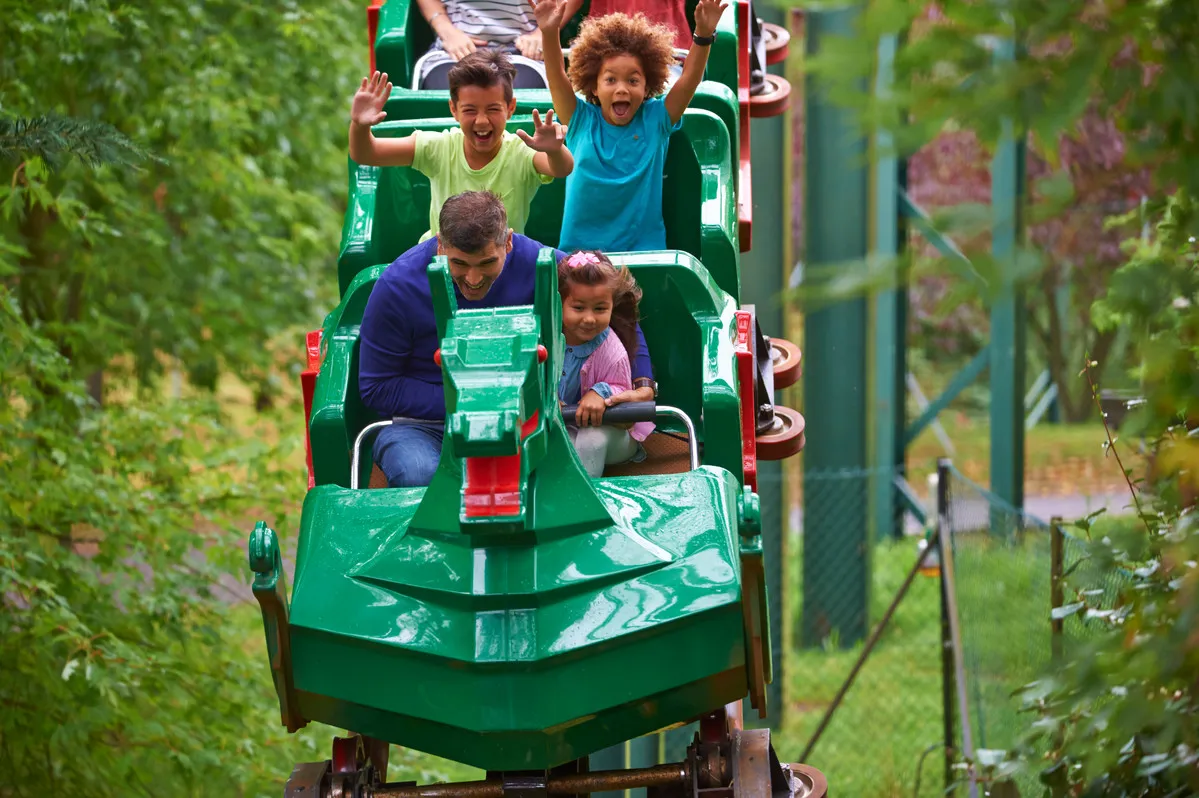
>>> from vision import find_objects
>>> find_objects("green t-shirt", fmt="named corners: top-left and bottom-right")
top-left (413, 128), bottom-right (552, 242)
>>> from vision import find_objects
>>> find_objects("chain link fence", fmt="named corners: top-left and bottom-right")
top-left (787, 461), bottom-right (1132, 797)
top-left (789, 466), bottom-right (947, 797)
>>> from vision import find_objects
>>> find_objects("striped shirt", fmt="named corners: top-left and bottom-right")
top-left (445, 0), bottom-right (536, 46)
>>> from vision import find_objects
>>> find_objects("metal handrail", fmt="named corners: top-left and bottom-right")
top-left (348, 405), bottom-right (700, 489)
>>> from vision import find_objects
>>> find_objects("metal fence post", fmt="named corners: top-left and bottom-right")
top-left (936, 459), bottom-right (956, 796)
top-left (1050, 516), bottom-right (1064, 663)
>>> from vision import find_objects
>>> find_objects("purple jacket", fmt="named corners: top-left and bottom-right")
top-left (580, 332), bottom-right (655, 442)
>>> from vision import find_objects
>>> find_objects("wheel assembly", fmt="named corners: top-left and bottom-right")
top-left (762, 22), bottom-right (790, 65)
top-left (769, 337), bottom-right (802, 390)
top-left (748, 74), bottom-right (791, 118)
top-left (756, 406), bottom-right (805, 460)
top-left (281, 708), bottom-right (827, 798)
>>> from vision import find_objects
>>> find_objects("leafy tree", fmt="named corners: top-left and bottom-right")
top-left (0, 2), bottom-right (488, 794)
top-left (0, 0), bottom-right (361, 397)
top-left (792, 0), bottom-right (1199, 790)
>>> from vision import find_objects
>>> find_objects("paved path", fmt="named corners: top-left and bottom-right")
top-left (789, 491), bottom-right (1133, 538)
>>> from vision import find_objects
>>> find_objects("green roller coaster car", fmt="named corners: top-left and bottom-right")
top-left (250, 1), bottom-right (818, 794)
top-left (253, 248), bottom-right (774, 767)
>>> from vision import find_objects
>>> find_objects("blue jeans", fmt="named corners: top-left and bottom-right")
top-left (372, 422), bottom-right (444, 488)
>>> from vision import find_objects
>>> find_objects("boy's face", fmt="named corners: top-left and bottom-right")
top-left (596, 54), bottom-right (646, 127)
top-left (450, 84), bottom-right (517, 161)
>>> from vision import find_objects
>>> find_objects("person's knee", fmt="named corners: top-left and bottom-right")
top-left (373, 426), bottom-right (442, 488)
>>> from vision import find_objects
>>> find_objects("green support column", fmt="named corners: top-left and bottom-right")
top-left (801, 5), bottom-right (871, 647)
top-left (869, 34), bottom-right (908, 542)
top-left (988, 37), bottom-right (1026, 525)
top-left (739, 0), bottom-right (789, 723)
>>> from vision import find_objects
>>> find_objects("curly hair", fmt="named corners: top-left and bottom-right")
top-left (567, 13), bottom-right (677, 104)
top-left (558, 251), bottom-right (642, 362)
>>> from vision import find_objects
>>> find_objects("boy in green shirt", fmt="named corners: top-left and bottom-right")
top-left (349, 49), bottom-right (573, 240)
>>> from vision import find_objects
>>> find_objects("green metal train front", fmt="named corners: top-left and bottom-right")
top-left (252, 252), bottom-right (771, 772)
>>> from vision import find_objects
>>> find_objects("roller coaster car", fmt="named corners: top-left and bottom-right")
top-left (251, 250), bottom-right (817, 796)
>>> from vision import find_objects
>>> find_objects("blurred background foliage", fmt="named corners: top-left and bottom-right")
top-left (786, 0), bottom-right (1199, 792)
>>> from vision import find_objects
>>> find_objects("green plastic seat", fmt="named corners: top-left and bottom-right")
top-left (310, 249), bottom-right (743, 491)
top-left (338, 106), bottom-right (740, 301)
top-left (258, 249), bottom-right (766, 772)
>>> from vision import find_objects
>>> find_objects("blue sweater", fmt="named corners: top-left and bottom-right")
top-left (359, 235), bottom-right (654, 420)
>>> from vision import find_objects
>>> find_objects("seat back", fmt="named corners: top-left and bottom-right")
top-left (337, 106), bottom-right (738, 300)
top-left (373, 0), bottom-right (740, 99)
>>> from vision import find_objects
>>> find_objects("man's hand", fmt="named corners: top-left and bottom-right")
top-left (527, 0), bottom-right (567, 32)
top-left (351, 71), bottom-right (391, 128)
top-left (693, 0), bottom-right (728, 38)
top-left (606, 386), bottom-right (655, 407)
top-left (516, 109), bottom-right (567, 152)
top-left (515, 29), bottom-right (544, 60)
top-left (576, 390), bottom-right (608, 427)
top-left (442, 26), bottom-right (487, 60)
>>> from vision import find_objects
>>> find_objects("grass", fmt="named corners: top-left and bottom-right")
top-left (773, 528), bottom-right (1074, 797)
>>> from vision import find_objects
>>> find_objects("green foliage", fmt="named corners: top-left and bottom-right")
top-left (0, 1), bottom-right (493, 793)
top-left (788, 0), bottom-right (1199, 792)
top-left (0, 0), bottom-right (360, 390)
top-left (0, 114), bottom-right (157, 171)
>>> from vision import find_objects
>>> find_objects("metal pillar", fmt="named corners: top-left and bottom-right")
top-left (800, 4), bottom-right (870, 648)
top-left (869, 33), bottom-right (908, 541)
top-left (739, 0), bottom-right (789, 719)
top-left (988, 37), bottom-right (1026, 526)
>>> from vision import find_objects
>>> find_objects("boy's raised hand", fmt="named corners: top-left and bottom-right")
top-left (351, 71), bottom-right (391, 127)
top-left (527, 0), bottom-right (567, 32)
top-left (516, 109), bottom-right (567, 152)
top-left (693, 0), bottom-right (729, 37)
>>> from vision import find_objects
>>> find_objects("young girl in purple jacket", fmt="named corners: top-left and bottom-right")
top-left (557, 250), bottom-right (654, 477)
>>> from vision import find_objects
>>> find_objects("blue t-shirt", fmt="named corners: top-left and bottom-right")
top-left (358, 235), bottom-right (653, 420)
top-left (559, 97), bottom-right (683, 252)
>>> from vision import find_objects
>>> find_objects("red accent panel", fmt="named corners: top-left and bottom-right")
top-left (521, 411), bottom-right (539, 439)
top-left (461, 411), bottom-right (539, 518)
top-left (301, 329), bottom-right (322, 490)
top-left (735, 311), bottom-right (758, 491)
top-left (464, 455), bottom-right (522, 518)
top-left (367, 0), bottom-right (384, 74)
top-left (737, 0), bottom-right (753, 252)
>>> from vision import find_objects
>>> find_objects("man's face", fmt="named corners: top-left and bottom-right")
top-left (450, 84), bottom-right (516, 161)
top-left (438, 231), bottom-right (514, 301)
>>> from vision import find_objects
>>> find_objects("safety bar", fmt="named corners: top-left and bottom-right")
top-left (350, 403), bottom-right (700, 488)
top-left (560, 402), bottom-right (699, 470)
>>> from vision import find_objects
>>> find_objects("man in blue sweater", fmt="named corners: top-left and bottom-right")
top-left (359, 190), bottom-right (656, 488)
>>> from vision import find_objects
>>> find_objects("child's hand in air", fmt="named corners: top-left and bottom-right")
top-left (576, 390), bottom-right (608, 427)
top-left (351, 71), bottom-right (391, 128)
top-left (516, 109), bottom-right (567, 153)
top-left (693, 0), bottom-right (729, 38)
top-left (527, 0), bottom-right (567, 32)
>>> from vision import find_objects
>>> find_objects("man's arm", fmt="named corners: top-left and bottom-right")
top-left (664, 0), bottom-right (728, 126)
top-left (631, 323), bottom-right (653, 381)
top-left (349, 71), bottom-right (419, 167)
top-left (358, 280), bottom-right (447, 420)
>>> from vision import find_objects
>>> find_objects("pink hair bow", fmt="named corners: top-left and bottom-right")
top-left (566, 251), bottom-right (601, 268)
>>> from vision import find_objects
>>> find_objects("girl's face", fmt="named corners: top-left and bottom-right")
top-left (562, 282), bottom-right (614, 345)
top-left (595, 54), bottom-right (646, 126)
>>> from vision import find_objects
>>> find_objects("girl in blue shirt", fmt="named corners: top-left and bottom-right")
top-left (528, 0), bottom-right (728, 252)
